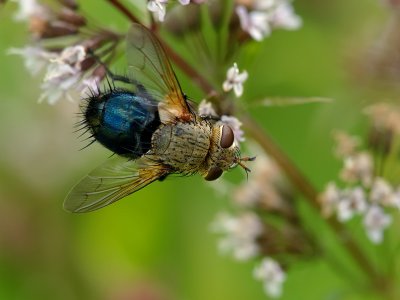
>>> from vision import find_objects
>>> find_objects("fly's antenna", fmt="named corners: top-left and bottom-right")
top-left (237, 156), bottom-right (256, 180)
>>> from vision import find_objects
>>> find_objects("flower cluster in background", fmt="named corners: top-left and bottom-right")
top-left (146, 0), bottom-right (208, 22)
top-left (319, 103), bottom-right (400, 244)
top-left (210, 150), bottom-right (316, 298)
top-left (235, 0), bottom-right (302, 41)
top-left (9, 0), bottom-right (120, 104)
top-left (9, 0), bottom-right (303, 106)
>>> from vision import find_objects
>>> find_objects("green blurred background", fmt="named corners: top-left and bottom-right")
top-left (0, 1), bottom-right (394, 299)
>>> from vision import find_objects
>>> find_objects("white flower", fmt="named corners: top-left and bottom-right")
top-left (198, 99), bottom-right (218, 117)
top-left (253, 0), bottom-right (276, 10)
top-left (51, 45), bottom-right (86, 68)
top-left (340, 152), bottom-right (373, 187)
top-left (236, 0), bottom-right (302, 41)
top-left (369, 178), bottom-right (400, 209)
top-left (269, 2), bottom-right (302, 30)
top-left (234, 180), bottom-right (263, 207)
top-left (211, 211), bottom-right (263, 261)
top-left (44, 62), bottom-right (78, 83)
top-left (337, 187), bottom-right (367, 222)
top-left (13, 0), bottom-right (47, 21)
top-left (332, 130), bottom-right (360, 158)
top-left (364, 103), bottom-right (400, 135)
top-left (318, 182), bottom-right (341, 218)
top-left (363, 205), bottom-right (392, 244)
top-left (234, 153), bottom-right (287, 211)
top-left (222, 62), bottom-right (248, 97)
top-left (233, 177), bottom-right (262, 207)
top-left (221, 115), bottom-right (245, 142)
top-left (179, 0), bottom-right (190, 4)
top-left (147, 0), bottom-right (168, 22)
top-left (253, 258), bottom-right (286, 298)
top-left (40, 71), bottom-right (81, 104)
top-left (39, 46), bottom-right (87, 104)
top-left (370, 178), bottom-right (394, 206)
top-left (8, 46), bottom-right (57, 75)
top-left (390, 188), bottom-right (400, 209)
top-left (236, 5), bottom-right (271, 41)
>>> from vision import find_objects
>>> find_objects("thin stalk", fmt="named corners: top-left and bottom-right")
top-left (106, 0), bottom-right (140, 23)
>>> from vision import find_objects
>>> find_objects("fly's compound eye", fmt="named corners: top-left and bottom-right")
top-left (204, 167), bottom-right (223, 181)
top-left (220, 125), bottom-right (234, 148)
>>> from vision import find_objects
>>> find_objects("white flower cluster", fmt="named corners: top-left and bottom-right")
top-left (319, 131), bottom-right (398, 244)
top-left (234, 154), bottom-right (287, 211)
top-left (40, 45), bottom-right (87, 104)
top-left (211, 211), bottom-right (287, 298)
top-left (9, 45), bottom-right (101, 104)
top-left (13, 0), bottom-right (48, 22)
top-left (363, 103), bottom-right (400, 135)
top-left (10, 0), bottom-right (103, 104)
top-left (211, 211), bottom-right (264, 261)
top-left (210, 151), bottom-right (292, 298)
top-left (253, 258), bottom-right (286, 298)
top-left (147, 0), bottom-right (205, 22)
top-left (236, 0), bottom-right (302, 41)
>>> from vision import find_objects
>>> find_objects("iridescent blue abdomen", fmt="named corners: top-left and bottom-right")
top-left (84, 90), bottom-right (160, 158)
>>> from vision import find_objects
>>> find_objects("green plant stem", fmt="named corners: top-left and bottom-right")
top-left (106, 0), bottom-right (388, 293)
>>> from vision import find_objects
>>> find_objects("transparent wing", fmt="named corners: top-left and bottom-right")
top-left (64, 156), bottom-right (170, 213)
top-left (126, 23), bottom-right (194, 123)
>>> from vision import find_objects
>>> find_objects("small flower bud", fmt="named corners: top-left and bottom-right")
top-left (58, 7), bottom-right (86, 27)
top-left (91, 65), bottom-right (107, 80)
top-left (79, 56), bottom-right (97, 72)
top-left (30, 19), bottom-right (79, 39)
top-left (364, 103), bottom-right (400, 155)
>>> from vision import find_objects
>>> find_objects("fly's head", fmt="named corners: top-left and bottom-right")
top-left (202, 121), bottom-right (255, 181)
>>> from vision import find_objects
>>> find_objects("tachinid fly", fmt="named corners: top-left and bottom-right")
top-left (64, 23), bottom-right (254, 213)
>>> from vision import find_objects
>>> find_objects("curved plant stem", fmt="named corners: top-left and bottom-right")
top-left (106, 0), bottom-right (387, 293)
top-left (106, 0), bottom-right (140, 23)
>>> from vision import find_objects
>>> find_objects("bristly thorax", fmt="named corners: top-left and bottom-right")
top-left (151, 121), bottom-right (212, 174)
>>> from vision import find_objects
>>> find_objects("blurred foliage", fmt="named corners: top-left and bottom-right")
top-left (0, 0), bottom-right (396, 299)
